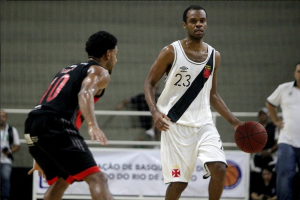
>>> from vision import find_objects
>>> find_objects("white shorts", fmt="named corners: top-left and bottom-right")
top-left (161, 122), bottom-right (227, 184)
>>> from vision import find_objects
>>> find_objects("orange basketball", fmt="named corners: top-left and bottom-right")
top-left (234, 121), bottom-right (268, 153)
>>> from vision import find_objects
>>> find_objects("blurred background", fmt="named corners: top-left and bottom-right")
top-left (1, 1), bottom-right (299, 169)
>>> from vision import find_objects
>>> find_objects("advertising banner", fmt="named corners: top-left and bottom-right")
top-left (34, 148), bottom-right (249, 198)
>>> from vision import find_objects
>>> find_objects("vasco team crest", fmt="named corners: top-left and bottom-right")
top-left (203, 65), bottom-right (211, 78)
top-left (172, 165), bottom-right (181, 178)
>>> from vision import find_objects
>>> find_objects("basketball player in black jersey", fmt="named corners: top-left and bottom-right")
top-left (24, 31), bottom-right (117, 200)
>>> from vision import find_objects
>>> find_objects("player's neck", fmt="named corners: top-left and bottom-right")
top-left (88, 56), bottom-right (102, 65)
top-left (186, 36), bottom-right (202, 43)
top-left (184, 38), bottom-right (206, 50)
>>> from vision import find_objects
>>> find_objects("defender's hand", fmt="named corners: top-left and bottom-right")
top-left (28, 161), bottom-right (45, 178)
top-left (88, 125), bottom-right (108, 145)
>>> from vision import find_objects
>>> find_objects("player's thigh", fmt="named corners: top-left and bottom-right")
top-left (29, 116), bottom-right (97, 178)
top-left (29, 144), bottom-right (64, 182)
top-left (161, 123), bottom-right (199, 183)
top-left (197, 124), bottom-right (227, 178)
top-left (26, 116), bottom-right (67, 181)
top-left (53, 134), bottom-right (98, 176)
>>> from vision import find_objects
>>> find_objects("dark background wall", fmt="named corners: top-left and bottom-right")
top-left (1, 1), bottom-right (299, 168)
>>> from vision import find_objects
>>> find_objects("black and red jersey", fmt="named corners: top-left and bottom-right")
top-left (74, 95), bottom-right (103, 129)
top-left (33, 60), bottom-right (104, 126)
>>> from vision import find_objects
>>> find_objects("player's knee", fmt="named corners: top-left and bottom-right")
top-left (98, 172), bottom-right (109, 183)
top-left (208, 162), bottom-right (226, 180)
top-left (170, 182), bottom-right (188, 192)
top-left (44, 179), bottom-right (69, 200)
top-left (85, 172), bottom-right (108, 185)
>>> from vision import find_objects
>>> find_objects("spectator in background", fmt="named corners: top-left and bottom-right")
top-left (266, 61), bottom-right (300, 200)
top-left (1, 110), bottom-right (21, 200)
top-left (116, 85), bottom-right (160, 140)
top-left (251, 107), bottom-right (278, 172)
top-left (250, 107), bottom-right (279, 197)
top-left (250, 166), bottom-right (277, 200)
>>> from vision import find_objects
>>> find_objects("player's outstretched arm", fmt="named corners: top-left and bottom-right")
top-left (144, 46), bottom-right (173, 131)
top-left (210, 51), bottom-right (242, 130)
top-left (78, 65), bottom-right (110, 145)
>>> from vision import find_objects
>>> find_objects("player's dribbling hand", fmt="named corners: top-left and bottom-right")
top-left (154, 112), bottom-right (170, 131)
top-left (233, 121), bottom-right (244, 131)
top-left (88, 125), bottom-right (108, 145)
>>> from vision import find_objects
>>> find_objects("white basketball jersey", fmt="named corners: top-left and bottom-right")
top-left (157, 40), bottom-right (215, 127)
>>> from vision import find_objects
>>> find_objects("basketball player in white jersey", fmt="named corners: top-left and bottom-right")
top-left (144, 5), bottom-right (243, 200)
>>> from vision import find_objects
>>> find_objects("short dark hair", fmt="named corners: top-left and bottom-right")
top-left (85, 31), bottom-right (118, 58)
top-left (183, 5), bottom-right (207, 23)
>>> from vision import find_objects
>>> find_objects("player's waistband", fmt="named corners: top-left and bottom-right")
top-left (28, 105), bottom-right (59, 117)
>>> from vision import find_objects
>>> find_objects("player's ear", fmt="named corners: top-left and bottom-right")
top-left (183, 22), bottom-right (187, 29)
top-left (105, 50), bottom-right (111, 61)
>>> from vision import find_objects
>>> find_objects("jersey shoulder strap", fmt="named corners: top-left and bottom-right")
top-left (8, 125), bottom-right (13, 147)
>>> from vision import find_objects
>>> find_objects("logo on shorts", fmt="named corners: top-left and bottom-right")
top-left (25, 134), bottom-right (35, 146)
top-left (172, 165), bottom-right (181, 178)
top-left (218, 139), bottom-right (224, 151)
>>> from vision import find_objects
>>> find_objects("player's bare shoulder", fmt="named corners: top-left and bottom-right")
top-left (214, 50), bottom-right (221, 68)
top-left (215, 50), bottom-right (221, 59)
top-left (157, 45), bottom-right (175, 68)
top-left (88, 65), bottom-right (111, 88)
top-left (88, 64), bottom-right (109, 76)
top-left (161, 45), bottom-right (175, 59)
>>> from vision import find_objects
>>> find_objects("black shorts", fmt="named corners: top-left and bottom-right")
top-left (24, 114), bottom-right (100, 185)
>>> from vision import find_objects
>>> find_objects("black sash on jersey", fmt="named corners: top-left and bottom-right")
top-left (167, 50), bottom-right (214, 122)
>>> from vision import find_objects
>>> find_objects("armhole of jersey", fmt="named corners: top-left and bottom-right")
top-left (164, 42), bottom-right (178, 83)
top-left (95, 89), bottom-right (105, 98)
top-left (212, 48), bottom-right (215, 74)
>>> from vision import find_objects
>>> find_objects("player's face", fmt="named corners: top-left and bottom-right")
top-left (294, 64), bottom-right (300, 83)
top-left (107, 46), bottom-right (118, 74)
top-left (183, 9), bottom-right (207, 40)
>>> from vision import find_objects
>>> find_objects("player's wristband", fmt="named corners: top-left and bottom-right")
top-left (267, 148), bottom-right (272, 153)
